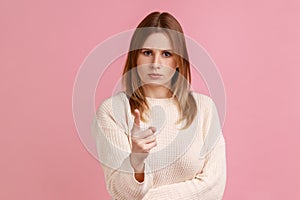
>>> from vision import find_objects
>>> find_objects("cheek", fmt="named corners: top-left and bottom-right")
top-left (168, 69), bottom-right (177, 77)
top-left (163, 58), bottom-right (177, 69)
top-left (136, 57), bottom-right (141, 66)
top-left (136, 57), bottom-right (146, 77)
top-left (136, 55), bottom-right (144, 66)
top-left (136, 66), bottom-right (146, 78)
top-left (137, 55), bottom-right (150, 66)
top-left (136, 67), bottom-right (141, 77)
top-left (164, 66), bottom-right (177, 78)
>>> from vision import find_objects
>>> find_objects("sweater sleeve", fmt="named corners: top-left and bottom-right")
top-left (92, 99), bottom-right (154, 200)
top-left (142, 134), bottom-right (226, 200)
top-left (142, 98), bottom-right (227, 200)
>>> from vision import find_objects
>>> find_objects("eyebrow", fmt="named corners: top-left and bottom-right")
top-left (140, 48), bottom-right (174, 52)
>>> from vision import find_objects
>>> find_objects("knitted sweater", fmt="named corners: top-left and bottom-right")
top-left (91, 91), bottom-right (227, 200)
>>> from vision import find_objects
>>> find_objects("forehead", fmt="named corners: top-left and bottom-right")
top-left (142, 32), bottom-right (173, 50)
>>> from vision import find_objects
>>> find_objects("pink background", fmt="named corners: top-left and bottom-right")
top-left (1, 0), bottom-right (300, 199)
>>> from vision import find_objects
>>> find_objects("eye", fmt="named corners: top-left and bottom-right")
top-left (142, 50), bottom-right (152, 56)
top-left (162, 51), bottom-right (172, 57)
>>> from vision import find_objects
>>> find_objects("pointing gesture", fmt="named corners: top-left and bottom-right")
top-left (130, 109), bottom-right (157, 173)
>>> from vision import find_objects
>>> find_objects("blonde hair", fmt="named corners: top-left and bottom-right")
top-left (121, 11), bottom-right (197, 130)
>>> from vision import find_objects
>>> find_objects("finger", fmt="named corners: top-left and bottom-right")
top-left (149, 126), bottom-right (156, 133)
top-left (132, 126), bottom-right (156, 139)
top-left (133, 109), bottom-right (141, 128)
top-left (143, 135), bottom-right (156, 144)
top-left (143, 141), bottom-right (158, 152)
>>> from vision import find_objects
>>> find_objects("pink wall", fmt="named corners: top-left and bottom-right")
top-left (1, 0), bottom-right (300, 199)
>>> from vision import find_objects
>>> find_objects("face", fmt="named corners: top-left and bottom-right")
top-left (136, 32), bottom-right (178, 90)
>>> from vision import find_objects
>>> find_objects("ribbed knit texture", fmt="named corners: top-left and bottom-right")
top-left (91, 91), bottom-right (227, 200)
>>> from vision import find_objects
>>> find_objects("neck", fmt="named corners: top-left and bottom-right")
top-left (142, 85), bottom-right (173, 98)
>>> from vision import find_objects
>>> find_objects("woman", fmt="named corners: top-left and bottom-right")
top-left (92, 11), bottom-right (227, 200)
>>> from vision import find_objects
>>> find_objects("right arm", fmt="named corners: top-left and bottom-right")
top-left (92, 101), bottom-right (156, 200)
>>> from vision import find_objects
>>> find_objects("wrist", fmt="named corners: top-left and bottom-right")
top-left (129, 154), bottom-right (145, 172)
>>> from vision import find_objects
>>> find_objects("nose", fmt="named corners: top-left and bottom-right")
top-left (151, 52), bottom-right (161, 69)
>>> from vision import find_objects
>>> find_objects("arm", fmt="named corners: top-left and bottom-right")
top-left (91, 100), bottom-right (153, 200)
top-left (142, 134), bottom-right (226, 200)
top-left (142, 97), bottom-right (227, 200)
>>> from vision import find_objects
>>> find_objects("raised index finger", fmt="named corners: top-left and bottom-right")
top-left (133, 109), bottom-right (141, 128)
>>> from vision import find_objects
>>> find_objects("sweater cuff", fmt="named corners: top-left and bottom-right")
top-left (119, 156), bottom-right (154, 193)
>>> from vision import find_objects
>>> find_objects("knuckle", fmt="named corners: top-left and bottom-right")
top-left (136, 140), bottom-right (142, 147)
top-left (148, 129), bottom-right (154, 134)
top-left (141, 145), bottom-right (148, 152)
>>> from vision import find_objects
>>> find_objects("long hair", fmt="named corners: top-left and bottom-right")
top-left (121, 11), bottom-right (197, 130)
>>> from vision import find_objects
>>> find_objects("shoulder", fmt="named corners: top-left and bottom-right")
top-left (97, 91), bottom-right (130, 118)
top-left (96, 91), bottom-right (131, 130)
top-left (97, 91), bottom-right (129, 112)
top-left (190, 91), bottom-right (215, 109)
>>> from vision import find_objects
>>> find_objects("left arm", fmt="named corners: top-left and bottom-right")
top-left (142, 134), bottom-right (226, 200)
top-left (142, 96), bottom-right (227, 200)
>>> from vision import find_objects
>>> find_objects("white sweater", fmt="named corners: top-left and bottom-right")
top-left (92, 91), bottom-right (227, 200)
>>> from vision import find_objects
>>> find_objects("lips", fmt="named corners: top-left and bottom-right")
top-left (148, 73), bottom-right (162, 76)
top-left (148, 73), bottom-right (162, 79)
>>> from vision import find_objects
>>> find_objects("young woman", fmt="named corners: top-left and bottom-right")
top-left (92, 11), bottom-right (227, 200)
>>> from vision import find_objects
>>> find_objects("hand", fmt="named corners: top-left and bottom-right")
top-left (130, 109), bottom-right (157, 172)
